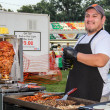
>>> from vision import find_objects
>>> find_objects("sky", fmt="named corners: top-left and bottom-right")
top-left (0, 0), bottom-right (42, 12)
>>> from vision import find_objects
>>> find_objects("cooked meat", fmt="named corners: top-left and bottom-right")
top-left (36, 100), bottom-right (76, 107)
top-left (0, 41), bottom-right (15, 80)
top-left (18, 93), bottom-right (85, 109)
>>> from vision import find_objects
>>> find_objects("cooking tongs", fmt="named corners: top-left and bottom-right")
top-left (42, 93), bottom-right (64, 98)
top-left (57, 88), bottom-right (77, 101)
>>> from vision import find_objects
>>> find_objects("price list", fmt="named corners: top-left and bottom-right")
top-left (15, 31), bottom-right (41, 51)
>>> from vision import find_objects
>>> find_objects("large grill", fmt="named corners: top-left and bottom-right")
top-left (3, 92), bottom-right (97, 110)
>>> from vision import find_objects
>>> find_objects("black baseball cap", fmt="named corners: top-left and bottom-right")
top-left (86, 4), bottom-right (105, 16)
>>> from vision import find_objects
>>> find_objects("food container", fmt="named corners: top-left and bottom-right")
top-left (93, 105), bottom-right (106, 110)
top-left (80, 100), bottom-right (110, 110)
top-left (104, 103), bottom-right (110, 110)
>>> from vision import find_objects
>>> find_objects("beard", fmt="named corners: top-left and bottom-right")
top-left (85, 27), bottom-right (97, 33)
top-left (85, 21), bottom-right (102, 34)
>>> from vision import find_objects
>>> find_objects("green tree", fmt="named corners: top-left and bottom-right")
top-left (17, 5), bottom-right (34, 13)
top-left (17, 0), bottom-right (84, 21)
top-left (33, 0), bottom-right (50, 13)
top-left (32, 0), bottom-right (57, 21)
top-left (55, 0), bottom-right (83, 21)
top-left (17, 0), bottom-right (57, 21)
top-left (7, 9), bottom-right (13, 12)
top-left (0, 4), bottom-right (2, 10)
top-left (98, 0), bottom-right (110, 33)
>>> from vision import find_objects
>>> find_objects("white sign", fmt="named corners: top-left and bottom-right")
top-left (15, 31), bottom-right (41, 51)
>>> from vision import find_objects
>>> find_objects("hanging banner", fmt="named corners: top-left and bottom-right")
top-left (50, 21), bottom-right (85, 30)
top-left (15, 31), bottom-right (41, 51)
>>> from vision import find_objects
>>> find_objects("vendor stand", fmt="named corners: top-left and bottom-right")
top-left (0, 25), bottom-right (109, 110)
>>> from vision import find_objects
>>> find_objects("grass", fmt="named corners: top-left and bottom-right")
top-left (41, 70), bottom-right (69, 92)
top-left (42, 70), bottom-right (110, 92)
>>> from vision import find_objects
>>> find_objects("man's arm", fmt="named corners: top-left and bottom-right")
top-left (77, 53), bottom-right (109, 67)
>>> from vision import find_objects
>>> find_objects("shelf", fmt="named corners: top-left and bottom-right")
top-left (50, 30), bottom-right (86, 34)
top-left (50, 39), bottom-right (77, 43)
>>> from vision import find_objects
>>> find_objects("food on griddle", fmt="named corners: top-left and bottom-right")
top-left (0, 41), bottom-right (15, 80)
top-left (36, 100), bottom-right (76, 107)
top-left (57, 104), bottom-right (85, 109)
top-left (18, 93), bottom-right (85, 109)
top-left (18, 93), bottom-right (62, 101)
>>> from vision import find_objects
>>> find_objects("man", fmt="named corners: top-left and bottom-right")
top-left (57, 44), bottom-right (62, 51)
top-left (67, 43), bottom-right (70, 47)
top-left (63, 4), bottom-right (110, 101)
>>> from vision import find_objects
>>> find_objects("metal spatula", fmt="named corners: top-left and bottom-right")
top-left (57, 88), bottom-right (77, 101)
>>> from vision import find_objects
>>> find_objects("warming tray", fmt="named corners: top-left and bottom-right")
top-left (3, 92), bottom-right (97, 110)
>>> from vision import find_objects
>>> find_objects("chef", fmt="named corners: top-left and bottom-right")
top-left (63, 4), bottom-right (110, 101)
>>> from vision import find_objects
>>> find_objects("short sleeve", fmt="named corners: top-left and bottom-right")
top-left (94, 36), bottom-right (110, 57)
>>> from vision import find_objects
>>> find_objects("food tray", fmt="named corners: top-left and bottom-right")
top-left (3, 92), bottom-right (97, 110)
top-left (78, 100), bottom-right (110, 110)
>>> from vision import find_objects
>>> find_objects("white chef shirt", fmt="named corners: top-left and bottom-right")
top-left (74, 30), bottom-right (110, 96)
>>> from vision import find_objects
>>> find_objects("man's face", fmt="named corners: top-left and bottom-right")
top-left (84, 8), bottom-right (105, 35)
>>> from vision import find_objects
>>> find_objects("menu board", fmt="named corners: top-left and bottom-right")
top-left (15, 31), bottom-right (41, 51)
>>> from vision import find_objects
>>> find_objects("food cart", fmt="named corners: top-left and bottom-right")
top-left (0, 29), bottom-right (98, 109)
top-left (0, 29), bottom-right (98, 110)
top-left (0, 16), bottom-right (109, 110)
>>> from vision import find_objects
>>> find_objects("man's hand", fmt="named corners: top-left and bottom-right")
top-left (63, 47), bottom-right (78, 59)
top-left (62, 55), bottom-right (73, 69)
